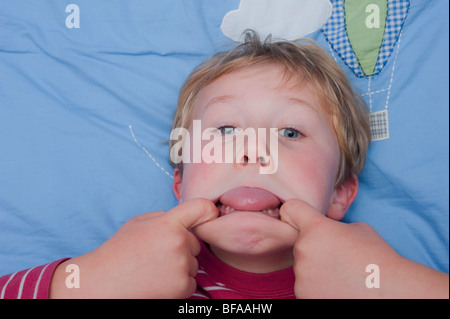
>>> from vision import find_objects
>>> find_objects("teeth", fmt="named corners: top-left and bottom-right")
top-left (217, 203), bottom-right (279, 218)
top-left (217, 204), bottom-right (235, 216)
top-left (224, 205), bottom-right (235, 214)
top-left (261, 208), bottom-right (280, 218)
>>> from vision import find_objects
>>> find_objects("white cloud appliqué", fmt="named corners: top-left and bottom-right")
top-left (221, 0), bottom-right (332, 42)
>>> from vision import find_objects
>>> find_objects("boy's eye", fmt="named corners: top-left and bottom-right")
top-left (278, 128), bottom-right (301, 139)
top-left (219, 126), bottom-right (241, 135)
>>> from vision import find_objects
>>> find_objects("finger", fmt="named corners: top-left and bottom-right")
top-left (166, 198), bottom-right (219, 229)
top-left (188, 255), bottom-right (199, 278)
top-left (131, 210), bottom-right (166, 222)
top-left (279, 199), bottom-right (326, 231)
top-left (187, 231), bottom-right (202, 256)
top-left (185, 276), bottom-right (198, 298)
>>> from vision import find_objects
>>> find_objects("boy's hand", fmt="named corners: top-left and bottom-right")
top-left (50, 198), bottom-right (218, 298)
top-left (280, 199), bottom-right (449, 298)
top-left (280, 199), bottom-right (403, 298)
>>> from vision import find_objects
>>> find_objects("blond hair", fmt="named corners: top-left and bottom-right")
top-left (170, 31), bottom-right (371, 185)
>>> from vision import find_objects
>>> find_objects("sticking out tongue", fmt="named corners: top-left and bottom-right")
top-left (217, 187), bottom-right (281, 218)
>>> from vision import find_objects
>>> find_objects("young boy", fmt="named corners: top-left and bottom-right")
top-left (169, 31), bottom-right (371, 298)
top-left (2, 31), bottom-right (447, 299)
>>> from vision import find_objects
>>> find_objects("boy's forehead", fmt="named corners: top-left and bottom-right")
top-left (194, 63), bottom-right (318, 111)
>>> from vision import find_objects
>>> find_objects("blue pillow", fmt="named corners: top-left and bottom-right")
top-left (0, 0), bottom-right (447, 276)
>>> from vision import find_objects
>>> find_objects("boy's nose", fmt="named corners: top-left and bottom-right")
top-left (235, 133), bottom-right (271, 168)
top-left (233, 128), bottom-right (278, 174)
top-left (238, 154), bottom-right (270, 167)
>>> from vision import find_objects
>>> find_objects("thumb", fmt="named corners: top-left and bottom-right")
top-left (166, 198), bottom-right (219, 229)
top-left (280, 199), bottom-right (326, 231)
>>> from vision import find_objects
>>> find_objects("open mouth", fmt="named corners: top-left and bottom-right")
top-left (213, 187), bottom-right (283, 220)
top-left (215, 200), bottom-right (282, 219)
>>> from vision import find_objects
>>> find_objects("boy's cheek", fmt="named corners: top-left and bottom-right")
top-left (180, 163), bottom-right (221, 200)
top-left (278, 163), bottom-right (333, 214)
top-left (184, 162), bottom-right (217, 183)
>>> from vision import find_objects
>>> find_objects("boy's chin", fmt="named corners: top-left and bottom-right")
top-left (192, 211), bottom-right (299, 257)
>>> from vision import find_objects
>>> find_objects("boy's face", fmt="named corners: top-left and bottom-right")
top-left (173, 63), bottom-right (357, 273)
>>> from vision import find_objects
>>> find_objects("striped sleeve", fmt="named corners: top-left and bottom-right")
top-left (0, 259), bottom-right (69, 299)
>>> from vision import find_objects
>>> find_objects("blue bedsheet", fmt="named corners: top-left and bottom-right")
top-left (0, 0), bottom-right (448, 276)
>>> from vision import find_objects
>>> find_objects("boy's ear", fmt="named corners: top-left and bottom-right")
top-left (172, 168), bottom-right (183, 203)
top-left (326, 174), bottom-right (359, 221)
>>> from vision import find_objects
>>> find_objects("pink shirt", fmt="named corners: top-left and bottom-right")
top-left (1, 243), bottom-right (295, 299)
top-left (192, 242), bottom-right (295, 299)
top-left (0, 259), bottom-right (68, 299)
